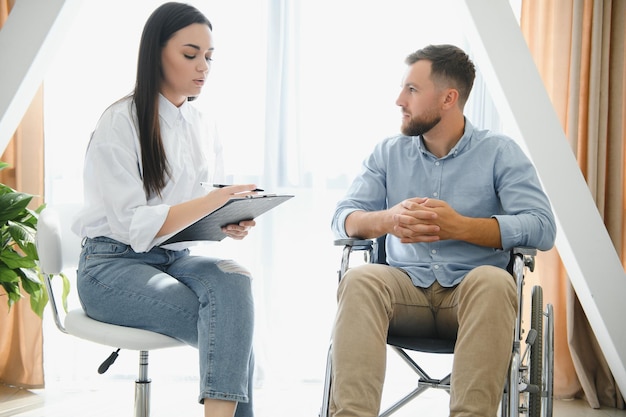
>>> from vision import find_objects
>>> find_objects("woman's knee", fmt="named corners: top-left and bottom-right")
top-left (216, 259), bottom-right (252, 280)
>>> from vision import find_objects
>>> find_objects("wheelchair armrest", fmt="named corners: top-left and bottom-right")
top-left (511, 247), bottom-right (536, 272)
top-left (334, 238), bottom-right (378, 282)
top-left (334, 238), bottom-right (375, 251)
top-left (512, 247), bottom-right (537, 257)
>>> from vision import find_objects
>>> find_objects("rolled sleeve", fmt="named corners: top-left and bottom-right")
top-left (129, 204), bottom-right (170, 252)
top-left (493, 215), bottom-right (522, 251)
top-left (330, 123), bottom-right (556, 287)
top-left (332, 208), bottom-right (360, 238)
top-left (493, 212), bottom-right (556, 252)
top-left (331, 142), bottom-right (389, 239)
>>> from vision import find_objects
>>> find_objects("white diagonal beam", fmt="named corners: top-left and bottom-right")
top-left (0, 0), bottom-right (82, 155)
top-left (459, 0), bottom-right (626, 396)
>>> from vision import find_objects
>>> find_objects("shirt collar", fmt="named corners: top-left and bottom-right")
top-left (416, 117), bottom-right (475, 159)
top-left (158, 94), bottom-right (193, 127)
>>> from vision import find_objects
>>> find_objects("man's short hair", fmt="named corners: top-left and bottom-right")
top-left (406, 44), bottom-right (476, 107)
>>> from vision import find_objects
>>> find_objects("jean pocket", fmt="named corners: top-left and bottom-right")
top-left (84, 238), bottom-right (131, 259)
top-left (80, 238), bottom-right (132, 279)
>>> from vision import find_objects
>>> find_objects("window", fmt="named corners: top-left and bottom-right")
top-left (43, 0), bottom-right (508, 386)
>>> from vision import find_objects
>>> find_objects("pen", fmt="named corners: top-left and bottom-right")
top-left (201, 182), bottom-right (264, 192)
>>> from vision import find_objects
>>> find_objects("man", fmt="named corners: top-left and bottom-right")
top-left (329, 44), bottom-right (556, 417)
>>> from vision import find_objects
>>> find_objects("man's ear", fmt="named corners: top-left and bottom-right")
top-left (442, 88), bottom-right (459, 109)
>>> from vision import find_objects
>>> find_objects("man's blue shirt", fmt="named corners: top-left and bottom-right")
top-left (331, 120), bottom-right (556, 288)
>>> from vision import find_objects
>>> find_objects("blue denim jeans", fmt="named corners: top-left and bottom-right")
top-left (77, 236), bottom-right (255, 415)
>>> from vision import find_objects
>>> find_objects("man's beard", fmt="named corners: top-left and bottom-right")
top-left (401, 111), bottom-right (441, 137)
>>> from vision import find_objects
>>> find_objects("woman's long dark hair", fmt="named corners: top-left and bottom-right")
top-left (134, 2), bottom-right (212, 198)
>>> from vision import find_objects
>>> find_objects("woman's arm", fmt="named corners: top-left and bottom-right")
top-left (157, 184), bottom-right (259, 237)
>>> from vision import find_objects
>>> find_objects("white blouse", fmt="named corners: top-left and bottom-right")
top-left (72, 94), bottom-right (224, 253)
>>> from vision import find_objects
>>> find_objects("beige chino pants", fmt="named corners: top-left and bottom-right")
top-left (329, 263), bottom-right (517, 417)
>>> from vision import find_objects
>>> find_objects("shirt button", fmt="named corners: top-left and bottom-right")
top-left (431, 249), bottom-right (437, 254)
top-left (433, 192), bottom-right (438, 197)
top-left (434, 265), bottom-right (440, 270)
top-left (435, 161), bottom-right (440, 166)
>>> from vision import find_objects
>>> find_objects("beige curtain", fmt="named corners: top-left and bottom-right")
top-left (0, 0), bottom-right (46, 389)
top-left (521, 0), bottom-right (626, 409)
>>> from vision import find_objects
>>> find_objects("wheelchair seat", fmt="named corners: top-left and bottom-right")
top-left (320, 236), bottom-right (554, 417)
top-left (387, 336), bottom-right (455, 354)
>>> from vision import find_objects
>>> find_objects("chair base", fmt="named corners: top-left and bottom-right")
top-left (134, 379), bottom-right (151, 417)
top-left (134, 350), bottom-right (151, 417)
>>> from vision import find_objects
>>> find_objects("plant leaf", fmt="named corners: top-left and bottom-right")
top-left (19, 267), bottom-right (43, 287)
top-left (0, 249), bottom-right (37, 269)
top-left (6, 221), bottom-right (33, 246)
top-left (20, 241), bottom-right (39, 260)
top-left (0, 192), bottom-right (33, 223)
top-left (18, 268), bottom-right (45, 317)
top-left (13, 207), bottom-right (39, 229)
top-left (54, 272), bottom-right (71, 313)
top-left (29, 297), bottom-right (45, 317)
top-left (41, 272), bottom-right (72, 313)
top-left (0, 177), bottom-right (51, 316)
top-left (7, 219), bottom-right (37, 242)
top-left (0, 184), bottom-right (13, 195)
top-left (35, 271), bottom-right (50, 313)
top-left (28, 283), bottom-right (46, 318)
top-left (0, 264), bottom-right (20, 283)
top-left (0, 281), bottom-right (22, 307)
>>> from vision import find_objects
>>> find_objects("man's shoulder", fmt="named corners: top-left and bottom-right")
top-left (371, 135), bottom-right (420, 159)
top-left (378, 134), bottom-right (415, 148)
top-left (471, 128), bottom-right (518, 150)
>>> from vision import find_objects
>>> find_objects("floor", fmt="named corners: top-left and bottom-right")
top-left (2, 371), bottom-right (625, 417)
top-left (2, 312), bottom-right (625, 417)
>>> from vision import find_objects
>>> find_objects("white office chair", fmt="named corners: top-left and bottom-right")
top-left (36, 204), bottom-right (185, 417)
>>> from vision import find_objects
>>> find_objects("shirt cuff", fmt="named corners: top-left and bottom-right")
top-left (335, 208), bottom-right (360, 239)
top-left (492, 215), bottom-right (523, 251)
top-left (129, 204), bottom-right (170, 252)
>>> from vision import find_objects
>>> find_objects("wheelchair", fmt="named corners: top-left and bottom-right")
top-left (319, 237), bottom-right (554, 417)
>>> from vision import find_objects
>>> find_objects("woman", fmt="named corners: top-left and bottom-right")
top-left (72, 3), bottom-right (256, 416)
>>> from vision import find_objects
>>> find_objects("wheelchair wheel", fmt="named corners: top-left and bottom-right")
top-left (543, 303), bottom-right (554, 417)
top-left (320, 344), bottom-right (333, 417)
top-left (529, 286), bottom-right (543, 417)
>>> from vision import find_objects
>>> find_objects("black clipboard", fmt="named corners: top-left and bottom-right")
top-left (162, 194), bottom-right (294, 244)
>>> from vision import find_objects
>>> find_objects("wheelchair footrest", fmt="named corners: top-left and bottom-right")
top-left (418, 378), bottom-right (450, 389)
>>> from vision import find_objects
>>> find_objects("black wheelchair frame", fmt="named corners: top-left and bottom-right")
top-left (319, 237), bottom-right (554, 417)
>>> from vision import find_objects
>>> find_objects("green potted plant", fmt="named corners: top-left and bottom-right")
top-left (0, 161), bottom-right (69, 317)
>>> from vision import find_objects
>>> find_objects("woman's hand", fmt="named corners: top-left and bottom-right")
top-left (206, 184), bottom-right (259, 207)
top-left (208, 185), bottom-right (258, 240)
top-left (222, 219), bottom-right (256, 240)
top-left (157, 184), bottom-right (260, 237)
